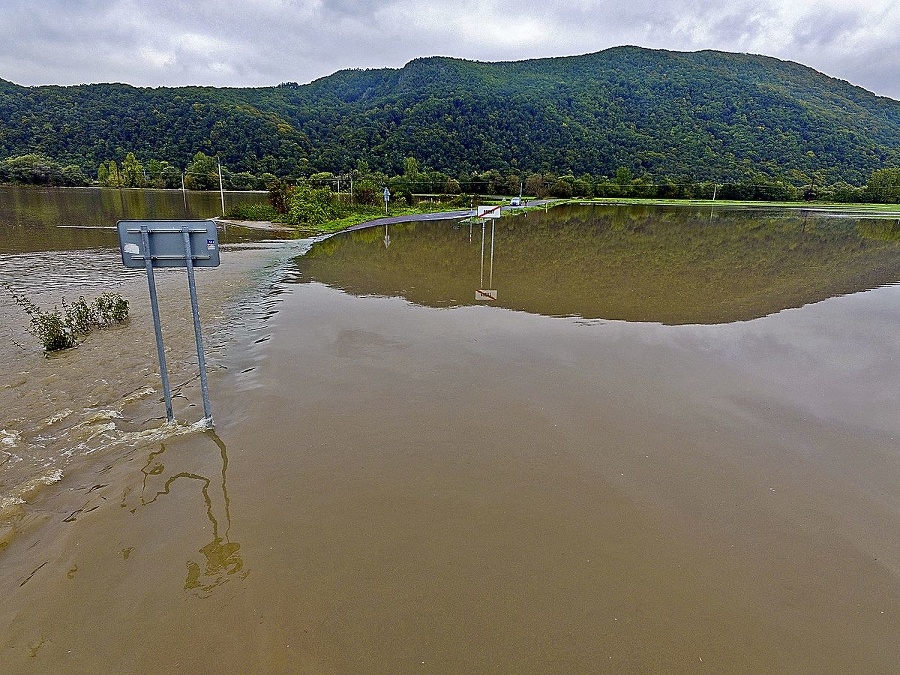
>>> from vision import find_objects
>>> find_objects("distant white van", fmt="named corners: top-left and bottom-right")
top-left (510, 197), bottom-right (522, 206)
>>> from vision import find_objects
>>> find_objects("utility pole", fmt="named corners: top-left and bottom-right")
top-left (217, 157), bottom-right (225, 217)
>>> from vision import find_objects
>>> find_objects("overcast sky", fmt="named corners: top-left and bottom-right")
top-left (1, 0), bottom-right (898, 100)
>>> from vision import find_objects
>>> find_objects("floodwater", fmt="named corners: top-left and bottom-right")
top-left (0, 184), bottom-right (282, 254)
top-left (0, 186), bottom-right (298, 522)
top-left (3, 198), bottom-right (900, 672)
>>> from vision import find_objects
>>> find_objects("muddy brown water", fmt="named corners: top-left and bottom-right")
top-left (2, 201), bottom-right (900, 672)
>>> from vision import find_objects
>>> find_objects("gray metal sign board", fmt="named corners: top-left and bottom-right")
top-left (117, 219), bottom-right (220, 268)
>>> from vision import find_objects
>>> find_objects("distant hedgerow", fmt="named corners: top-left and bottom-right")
top-left (225, 203), bottom-right (279, 221)
top-left (5, 285), bottom-right (129, 353)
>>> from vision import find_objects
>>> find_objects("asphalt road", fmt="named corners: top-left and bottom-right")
top-left (342, 200), bottom-right (557, 233)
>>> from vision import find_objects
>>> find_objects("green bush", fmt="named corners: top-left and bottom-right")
top-left (287, 184), bottom-right (341, 226)
top-left (225, 203), bottom-right (279, 221)
top-left (29, 306), bottom-right (78, 352)
top-left (92, 292), bottom-right (130, 326)
top-left (64, 297), bottom-right (94, 334)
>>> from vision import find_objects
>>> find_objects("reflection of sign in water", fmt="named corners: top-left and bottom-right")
top-left (475, 289), bottom-right (498, 301)
top-left (128, 431), bottom-right (245, 597)
top-left (117, 220), bottom-right (218, 425)
top-left (477, 219), bottom-right (499, 301)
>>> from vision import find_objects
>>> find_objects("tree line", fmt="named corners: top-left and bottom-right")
top-left (2, 151), bottom-right (899, 207)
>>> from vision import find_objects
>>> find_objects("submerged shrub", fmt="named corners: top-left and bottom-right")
top-left (28, 304), bottom-right (78, 352)
top-left (64, 297), bottom-right (95, 335)
top-left (5, 285), bottom-right (129, 353)
top-left (92, 292), bottom-right (130, 326)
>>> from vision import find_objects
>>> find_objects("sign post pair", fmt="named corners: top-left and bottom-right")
top-left (117, 220), bottom-right (220, 426)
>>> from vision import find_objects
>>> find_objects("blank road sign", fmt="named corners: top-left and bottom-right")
top-left (117, 219), bottom-right (220, 268)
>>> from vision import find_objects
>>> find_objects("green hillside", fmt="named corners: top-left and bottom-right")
top-left (2, 46), bottom-right (899, 184)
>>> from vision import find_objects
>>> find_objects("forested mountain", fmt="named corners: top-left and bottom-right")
top-left (2, 46), bottom-right (899, 185)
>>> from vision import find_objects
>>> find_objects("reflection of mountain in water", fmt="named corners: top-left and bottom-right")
top-left (292, 204), bottom-right (900, 325)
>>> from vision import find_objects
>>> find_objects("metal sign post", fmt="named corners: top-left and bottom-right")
top-left (118, 219), bottom-right (220, 426)
top-left (139, 225), bottom-right (174, 421)
top-left (383, 187), bottom-right (391, 215)
top-left (181, 226), bottom-right (213, 421)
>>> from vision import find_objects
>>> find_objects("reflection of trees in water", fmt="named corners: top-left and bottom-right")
top-left (130, 431), bottom-right (245, 597)
top-left (0, 186), bottom-right (280, 255)
top-left (293, 205), bottom-right (900, 324)
top-left (858, 219), bottom-right (900, 242)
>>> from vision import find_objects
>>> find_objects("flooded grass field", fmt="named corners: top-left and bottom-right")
top-left (2, 192), bottom-right (900, 671)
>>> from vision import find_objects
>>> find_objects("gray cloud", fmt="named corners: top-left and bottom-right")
top-left (793, 9), bottom-right (861, 49)
top-left (0, 0), bottom-right (897, 99)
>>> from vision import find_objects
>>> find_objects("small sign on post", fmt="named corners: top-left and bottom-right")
top-left (477, 205), bottom-right (502, 219)
top-left (383, 187), bottom-right (391, 215)
top-left (117, 219), bottom-right (220, 426)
